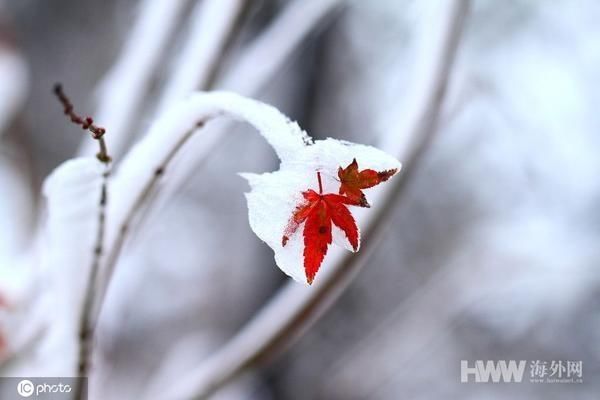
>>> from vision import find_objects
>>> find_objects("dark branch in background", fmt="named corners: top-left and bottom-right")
top-left (52, 84), bottom-right (112, 400)
top-left (53, 84), bottom-right (110, 163)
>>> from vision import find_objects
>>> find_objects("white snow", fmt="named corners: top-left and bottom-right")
top-left (34, 157), bottom-right (104, 375)
top-left (108, 91), bottom-right (311, 250)
top-left (242, 138), bottom-right (401, 284)
top-left (109, 90), bottom-right (400, 285)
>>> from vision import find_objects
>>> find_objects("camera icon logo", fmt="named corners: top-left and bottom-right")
top-left (17, 379), bottom-right (34, 397)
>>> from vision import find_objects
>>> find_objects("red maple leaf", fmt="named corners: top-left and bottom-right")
top-left (338, 158), bottom-right (397, 207)
top-left (282, 171), bottom-right (359, 284)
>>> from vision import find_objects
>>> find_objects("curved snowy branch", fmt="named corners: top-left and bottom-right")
top-left (143, 0), bottom-right (345, 221)
top-left (94, 91), bottom-right (312, 322)
top-left (162, 0), bottom-right (470, 398)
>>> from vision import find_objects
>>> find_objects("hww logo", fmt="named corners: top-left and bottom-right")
top-left (461, 360), bottom-right (526, 383)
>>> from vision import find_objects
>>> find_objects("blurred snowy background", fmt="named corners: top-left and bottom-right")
top-left (0, 0), bottom-right (599, 399)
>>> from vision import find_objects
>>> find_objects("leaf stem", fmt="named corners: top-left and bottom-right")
top-left (317, 171), bottom-right (323, 194)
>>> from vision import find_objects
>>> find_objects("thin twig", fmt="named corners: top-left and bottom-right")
top-left (73, 167), bottom-right (109, 400)
top-left (53, 84), bottom-right (112, 400)
top-left (53, 84), bottom-right (110, 163)
top-left (163, 1), bottom-right (470, 399)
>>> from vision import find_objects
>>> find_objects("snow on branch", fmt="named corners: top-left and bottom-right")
top-left (35, 158), bottom-right (104, 376)
top-left (96, 91), bottom-right (313, 318)
top-left (139, 0), bottom-right (345, 228)
top-left (95, 87), bottom-right (400, 317)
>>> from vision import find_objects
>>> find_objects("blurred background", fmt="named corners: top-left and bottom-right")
top-left (0, 0), bottom-right (599, 399)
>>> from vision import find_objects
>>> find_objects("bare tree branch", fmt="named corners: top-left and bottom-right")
top-left (162, 1), bottom-right (470, 399)
top-left (72, 161), bottom-right (109, 400)
top-left (52, 84), bottom-right (112, 400)
top-left (94, 91), bottom-right (311, 328)
top-left (90, 0), bottom-right (344, 312)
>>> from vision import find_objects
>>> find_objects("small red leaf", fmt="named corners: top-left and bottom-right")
top-left (282, 172), bottom-right (360, 284)
top-left (338, 158), bottom-right (397, 207)
top-left (282, 160), bottom-right (397, 284)
top-left (282, 192), bottom-right (317, 246)
top-left (303, 200), bottom-right (332, 284)
top-left (324, 194), bottom-right (359, 251)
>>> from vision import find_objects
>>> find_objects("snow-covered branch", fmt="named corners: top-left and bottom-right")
top-left (143, 0), bottom-right (345, 220)
top-left (162, 0), bottom-right (469, 398)
top-left (94, 91), bottom-right (312, 323)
